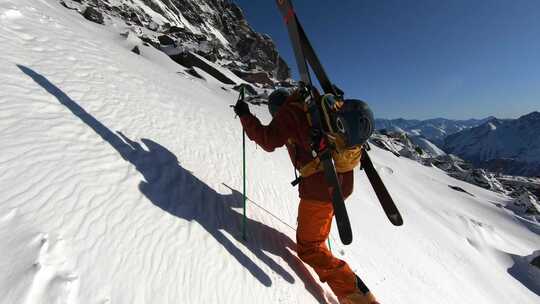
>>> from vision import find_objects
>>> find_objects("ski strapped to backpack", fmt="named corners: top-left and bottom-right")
top-left (276, 0), bottom-right (354, 244)
top-left (275, 0), bottom-right (403, 237)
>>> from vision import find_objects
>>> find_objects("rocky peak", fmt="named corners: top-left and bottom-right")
top-left (60, 0), bottom-right (291, 85)
top-left (509, 189), bottom-right (540, 215)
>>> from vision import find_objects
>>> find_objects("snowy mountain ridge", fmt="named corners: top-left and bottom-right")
top-left (445, 112), bottom-right (540, 177)
top-left (376, 112), bottom-right (540, 178)
top-left (60, 0), bottom-right (290, 86)
top-left (375, 116), bottom-right (495, 146)
top-left (372, 131), bottom-right (515, 195)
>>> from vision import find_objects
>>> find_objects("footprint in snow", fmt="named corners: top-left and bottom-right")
top-left (376, 165), bottom-right (394, 175)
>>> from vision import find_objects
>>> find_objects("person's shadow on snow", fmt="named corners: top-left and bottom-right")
top-left (17, 64), bottom-right (326, 301)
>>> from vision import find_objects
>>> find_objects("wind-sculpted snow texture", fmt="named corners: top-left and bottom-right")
top-left (0, 1), bottom-right (539, 303)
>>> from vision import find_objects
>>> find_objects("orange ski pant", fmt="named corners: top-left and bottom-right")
top-left (297, 199), bottom-right (357, 299)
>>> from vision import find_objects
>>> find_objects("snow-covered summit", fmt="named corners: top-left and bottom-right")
top-left (444, 112), bottom-right (540, 177)
top-left (375, 117), bottom-right (493, 146)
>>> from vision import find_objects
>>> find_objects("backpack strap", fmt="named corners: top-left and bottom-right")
top-left (294, 145), bottom-right (364, 182)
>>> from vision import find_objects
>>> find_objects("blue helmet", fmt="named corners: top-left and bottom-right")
top-left (336, 99), bottom-right (374, 146)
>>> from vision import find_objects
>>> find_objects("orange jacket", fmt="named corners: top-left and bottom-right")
top-left (240, 95), bottom-right (353, 202)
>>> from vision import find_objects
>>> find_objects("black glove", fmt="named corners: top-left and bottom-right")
top-left (295, 82), bottom-right (320, 103)
top-left (233, 100), bottom-right (250, 117)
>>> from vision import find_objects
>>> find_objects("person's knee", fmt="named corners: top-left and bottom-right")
top-left (297, 244), bottom-right (318, 264)
top-left (297, 243), bottom-right (332, 267)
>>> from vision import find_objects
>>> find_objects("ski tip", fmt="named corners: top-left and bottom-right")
top-left (338, 230), bottom-right (353, 245)
top-left (390, 214), bottom-right (404, 226)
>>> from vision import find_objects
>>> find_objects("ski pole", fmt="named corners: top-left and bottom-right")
top-left (231, 85), bottom-right (249, 241)
top-left (242, 127), bottom-right (247, 241)
top-left (239, 85), bottom-right (248, 241)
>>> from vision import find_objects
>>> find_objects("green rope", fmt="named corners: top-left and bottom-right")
top-left (328, 237), bottom-right (332, 253)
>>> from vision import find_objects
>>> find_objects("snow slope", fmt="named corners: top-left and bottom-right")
top-left (1, 1), bottom-right (539, 304)
top-left (409, 136), bottom-right (447, 157)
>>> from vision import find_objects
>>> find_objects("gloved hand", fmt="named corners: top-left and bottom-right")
top-left (293, 82), bottom-right (320, 103)
top-left (233, 100), bottom-right (250, 117)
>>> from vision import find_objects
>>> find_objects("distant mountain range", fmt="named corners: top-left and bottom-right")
top-left (375, 111), bottom-right (540, 177)
top-left (444, 111), bottom-right (540, 177)
top-left (375, 116), bottom-right (496, 146)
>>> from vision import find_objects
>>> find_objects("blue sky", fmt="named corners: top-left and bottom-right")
top-left (235, 0), bottom-right (540, 119)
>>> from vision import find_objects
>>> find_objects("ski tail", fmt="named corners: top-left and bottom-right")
top-left (362, 152), bottom-right (403, 226)
top-left (320, 151), bottom-right (353, 244)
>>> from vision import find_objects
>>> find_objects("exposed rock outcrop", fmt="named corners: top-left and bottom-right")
top-left (170, 52), bottom-right (236, 85)
top-left (60, 0), bottom-right (291, 86)
top-left (370, 130), bottom-right (529, 195)
top-left (82, 6), bottom-right (104, 24)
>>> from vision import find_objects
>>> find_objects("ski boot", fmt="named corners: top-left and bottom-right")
top-left (339, 291), bottom-right (379, 304)
top-left (339, 275), bottom-right (380, 304)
